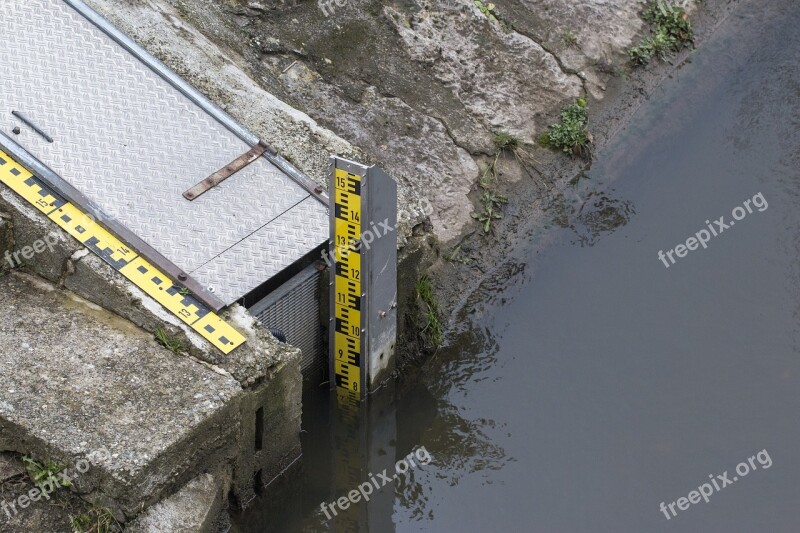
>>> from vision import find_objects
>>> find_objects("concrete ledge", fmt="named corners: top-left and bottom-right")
top-left (0, 179), bottom-right (302, 388)
top-left (0, 273), bottom-right (243, 517)
top-left (126, 470), bottom-right (229, 533)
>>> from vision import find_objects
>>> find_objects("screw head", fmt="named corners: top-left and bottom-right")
top-left (178, 273), bottom-right (187, 281)
top-left (12, 127), bottom-right (20, 135)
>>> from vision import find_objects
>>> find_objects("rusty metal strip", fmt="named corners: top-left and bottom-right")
top-left (183, 141), bottom-right (272, 201)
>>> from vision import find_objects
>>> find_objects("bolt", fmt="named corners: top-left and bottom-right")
top-left (380, 311), bottom-right (386, 318)
top-left (314, 186), bottom-right (323, 194)
top-left (12, 127), bottom-right (20, 135)
top-left (178, 273), bottom-right (187, 281)
top-left (207, 286), bottom-right (215, 293)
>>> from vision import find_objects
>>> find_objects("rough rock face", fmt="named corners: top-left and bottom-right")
top-left (85, 0), bottom-right (649, 244)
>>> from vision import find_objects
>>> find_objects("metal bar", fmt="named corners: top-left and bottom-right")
top-left (184, 141), bottom-right (270, 201)
top-left (11, 111), bottom-right (54, 143)
top-left (62, 0), bottom-right (330, 208)
top-left (263, 151), bottom-right (330, 206)
top-left (0, 131), bottom-right (226, 311)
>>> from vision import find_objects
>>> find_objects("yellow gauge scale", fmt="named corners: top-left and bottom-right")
top-left (0, 148), bottom-right (245, 354)
top-left (332, 168), bottom-right (363, 408)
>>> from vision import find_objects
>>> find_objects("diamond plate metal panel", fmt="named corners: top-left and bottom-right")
top-left (0, 0), bottom-right (327, 302)
top-left (193, 197), bottom-right (329, 305)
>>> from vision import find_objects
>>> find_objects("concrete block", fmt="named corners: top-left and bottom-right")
top-left (0, 273), bottom-right (243, 518)
top-left (126, 470), bottom-right (230, 533)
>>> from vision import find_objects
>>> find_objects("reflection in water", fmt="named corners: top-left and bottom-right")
top-left (573, 192), bottom-right (636, 246)
top-left (395, 321), bottom-right (512, 522)
top-left (549, 179), bottom-right (636, 246)
top-left (234, 320), bottom-right (510, 531)
top-left (544, 171), bottom-right (636, 248)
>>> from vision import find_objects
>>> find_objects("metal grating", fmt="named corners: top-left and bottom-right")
top-left (250, 265), bottom-right (324, 382)
top-left (0, 0), bottom-right (328, 306)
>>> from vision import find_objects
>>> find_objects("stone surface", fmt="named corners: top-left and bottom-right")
top-left (64, 251), bottom-right (303, 387)
top-left (0, 273), bottom-right (243, 517)
top-left (126, 471), bottom-right (228, 533)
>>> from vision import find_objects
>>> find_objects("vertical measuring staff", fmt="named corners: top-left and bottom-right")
top-left (330, 158), bottom-right (368, 407)
top-left (329, 158), bottom-right (398, 406)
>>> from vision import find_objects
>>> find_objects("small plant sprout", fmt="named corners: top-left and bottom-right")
top-left (474, 1), bottom-right (508, 29)
top-left (155, 326), bottom-right (186, 355)
top-left (562, 30), bottom-right (578, 48)
top-left (22, 456), bottom-right (71, 488)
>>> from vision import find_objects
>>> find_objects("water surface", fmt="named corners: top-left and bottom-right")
top-left (235, 1), bottom-right (800, 530)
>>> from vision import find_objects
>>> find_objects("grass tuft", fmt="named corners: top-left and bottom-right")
top-left (155, 326), bottom-right (186, 355)
top-left (22, 456), bottom-right (70, 489)
top-left (416, 275), bottom-right (444, 349)
top-left (562, 30), bottom-right (578, 48)
top-left (493, 131), bottom-right (520, 152)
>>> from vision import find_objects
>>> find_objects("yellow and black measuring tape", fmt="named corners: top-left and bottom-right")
top-left (332, 167), bottom-right (364, 408)
top-left (0, 148), bottom-right (245, 354)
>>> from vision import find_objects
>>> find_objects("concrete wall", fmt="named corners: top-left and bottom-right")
top-left (232, 357), bottom-right (303, 506)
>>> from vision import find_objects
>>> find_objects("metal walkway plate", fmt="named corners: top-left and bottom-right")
top-left (0, 0), bottom-right (328, 307)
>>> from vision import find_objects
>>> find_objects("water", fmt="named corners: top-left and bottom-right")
top-left (235, 0), bottom-right (800, 530)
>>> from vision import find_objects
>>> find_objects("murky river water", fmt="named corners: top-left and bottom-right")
top-left (235, 0), bottom-right (800, 530)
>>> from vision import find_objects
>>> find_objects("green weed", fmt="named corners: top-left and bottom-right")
top-left (627, 1), bottom-right (693, 65)
top-left (541, 99), bottom-right (591, 157)
top-left (474, 1), bottom-right (508, 29)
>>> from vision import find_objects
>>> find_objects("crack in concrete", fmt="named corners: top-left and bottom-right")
top-left (508, 25), bottom-right (589, 98)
